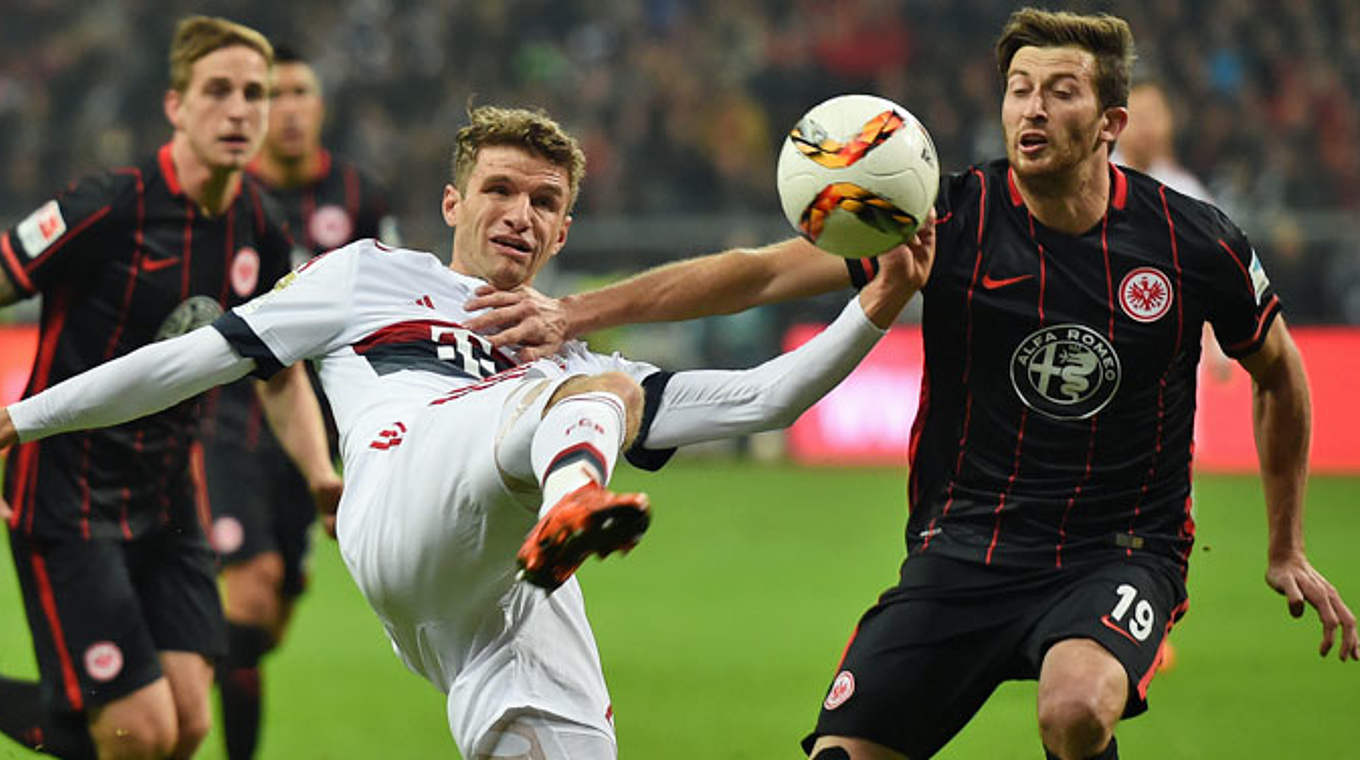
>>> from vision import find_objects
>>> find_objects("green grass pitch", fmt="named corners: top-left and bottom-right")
top-left (0, 463), bottom-right (1355, 758)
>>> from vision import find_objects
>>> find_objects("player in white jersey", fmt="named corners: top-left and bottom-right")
top-left (0, 106), bottom-right (934, 758)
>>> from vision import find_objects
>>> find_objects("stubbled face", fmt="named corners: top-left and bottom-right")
top-left (266, 62), bottom-right (324, 161)
top-left (1002, 45), bottom-right (1123, 180)
top-left (444, 144), bottom-right (572, 290)
top-left (165, 44), bottom-right (270, 172)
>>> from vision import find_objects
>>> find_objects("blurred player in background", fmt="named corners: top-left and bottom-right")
top-left (199, 42), bottom-right (397, 760)
top-left (1114, 78), bottom-right (1232, 384)
top-left (0, 17), bottom-right (336, 760)
top-left (1113, 79), bottom-right (1212, 203)
top-left (0, 105), bottom-right (928, 759)
top-left (466, 9), bottom-right (1358, 760)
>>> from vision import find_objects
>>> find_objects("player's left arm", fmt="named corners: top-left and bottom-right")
top-left (254, 363), bottom-right (342, 525)
top-left (638, 225), bottom-right (931, 450)
top-left (1238, 318), bottom-right (1359, 661)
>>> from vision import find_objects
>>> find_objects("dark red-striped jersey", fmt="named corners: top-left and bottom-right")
top-left (1, 144), bottom-right (293, 540)
top-left (871, 159), bottom-right (1279, 572)
top-left (200, 150), bottom-right (396, 452)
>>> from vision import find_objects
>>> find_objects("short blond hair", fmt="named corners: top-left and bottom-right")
top-left (996, 8), bottom-right (1136, 111)
top-left (169, 16), bottom-right (274, 93)
top-left (451, 106), bottom-right (587, 210)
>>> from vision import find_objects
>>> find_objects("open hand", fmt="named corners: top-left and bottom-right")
top-left (1267, 553), bottom-right (1360, 661)
top-left (857, 210), bottom-right (936, 328)
top-left (464, 285), bottom-right (569, 363)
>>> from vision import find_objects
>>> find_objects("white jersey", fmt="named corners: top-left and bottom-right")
top-left (8, 235), bottom-right (890, 756)
top-left (214, 239), bottom-right (664, 464)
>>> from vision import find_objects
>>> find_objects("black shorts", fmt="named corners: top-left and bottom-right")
top-left (9, 526), bottom-right (226, 713)
top-left (198, 439), bottom-right (315, 597)
top-left (803, 553), bottom-right (1188, 758)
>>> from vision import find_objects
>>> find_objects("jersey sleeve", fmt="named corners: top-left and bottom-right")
top-left (1200, 211), bottom-right (1281, 358)
top-left (0, 173), bottom-right (122, 298)
top-left (211, 246), bottom-right (356, 378)
top-left (842, 171), bottom-right (972, 293)
top-left (922, 169), bottom-right (977, 294)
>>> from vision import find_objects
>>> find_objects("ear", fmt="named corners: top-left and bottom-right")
top-left (1099, 105), bottom-right (1129, 146)
top-left (164, 89), bottom-right (183, 130)
top-left (548, 214), bottom-right (572, 259)
top-left (441, 184), bottom-right (461, 229)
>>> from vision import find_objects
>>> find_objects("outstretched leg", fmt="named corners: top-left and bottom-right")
top-left (512, 373), bottom-right (649, 591)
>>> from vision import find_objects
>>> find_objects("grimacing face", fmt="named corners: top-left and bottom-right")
top-left (444, 144), bottom-right (572, 290)
top-left (165, 44), bottom-right (271, 173)
top-left (1002, 45), bottom-right (1123, 180)
top-left (266, 62), bottom-right (324, 161)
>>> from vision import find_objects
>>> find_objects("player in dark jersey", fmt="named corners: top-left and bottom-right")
top-left (0, 17), bottom-right (336, 760)
top-left (199, 44), bottom-right (397, 760)
top-left (463, 9), bottom-right (1358, 760)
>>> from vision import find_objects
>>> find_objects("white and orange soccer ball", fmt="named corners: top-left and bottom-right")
top-left (776, 94), bottom-right (940, 258)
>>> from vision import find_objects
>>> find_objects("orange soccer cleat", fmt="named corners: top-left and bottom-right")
top-left (517, 482), bottom-right (651, 592)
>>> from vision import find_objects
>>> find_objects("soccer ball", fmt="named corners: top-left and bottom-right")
top-left (776, 94), bottom-right (939, 258)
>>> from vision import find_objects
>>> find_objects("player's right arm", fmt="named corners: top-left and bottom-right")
top-left (0, 243), bottom-right (355, 452)
top-left (465, 236), bottom-right (855, 361)
top-left (0, 327), bottom-right (256, 449)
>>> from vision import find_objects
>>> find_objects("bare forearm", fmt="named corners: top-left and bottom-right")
top-left (257, 364), bottom-right (333, 485)
top-left (563, 238), bottom-right (847, 337)
top-left (1253, 355), bottom-right (1311, 559)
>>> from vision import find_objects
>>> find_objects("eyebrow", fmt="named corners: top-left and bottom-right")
top-left (480, 173), bottom-right (566, 196)
top-left (1007, 69), bottom-right (1083, 85)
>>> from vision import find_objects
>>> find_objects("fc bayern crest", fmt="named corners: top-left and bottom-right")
top-left (824, 670), bottom-right (855, 710)
top-left (231, 246), bottom-right (260, 297)
top-left (309, 205), bottom-right (354, 250)
top-left (1119, 267), bottom-right (1173, 323)
top-left (84, 641), bottom-right (124, 682)
top-left (1011, 323), bottom-right (1122, 420)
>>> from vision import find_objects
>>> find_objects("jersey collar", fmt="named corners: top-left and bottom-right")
top-left (158, 142), bottom-right (183, 197)
top-left (1006, 162), bottom-right (1129, 212)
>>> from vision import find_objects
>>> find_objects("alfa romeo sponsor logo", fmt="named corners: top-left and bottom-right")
top-left (309, 205), bottom-right (354, 250)
top-left (84, 641), bottom-right (123, 682)
top-left (155, 295), bottom-right (223, 341)
top-left (824, 670), bottom-right (855, 710)
top-left (1118, 267), bottom-right (1173, 323)
top-left (1010, 323), bottom-right (1121, 420)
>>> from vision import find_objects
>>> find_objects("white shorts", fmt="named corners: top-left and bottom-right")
top-left (334, 367), bottom-right (616, 756)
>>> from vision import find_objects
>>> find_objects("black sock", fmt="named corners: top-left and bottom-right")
top-left (217, 623), bottom-right (274, 760)
top-left (0, 676), bottom-right (95, 759)
top-left (1044, 736), bottom-right (1118, 760)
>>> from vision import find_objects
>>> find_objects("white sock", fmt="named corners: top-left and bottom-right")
top-left (530, 391), bottom-right (627, 518)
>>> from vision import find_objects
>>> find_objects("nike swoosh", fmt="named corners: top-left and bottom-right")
top-left (1100, 615), bottom-right (1140, 644)
top-left (981, 273), bottom-right (1033, 289)
top-left (140, 255), bottom-right (181, 273)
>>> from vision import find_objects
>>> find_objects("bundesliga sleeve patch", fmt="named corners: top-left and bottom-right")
top-left (1248, 249), bottom-right (1270, 305)
top-left (15, 200), bottom-right (66, 258)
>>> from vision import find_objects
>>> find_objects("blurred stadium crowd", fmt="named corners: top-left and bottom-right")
top-left (2, 0), bottom-right (1359, 328)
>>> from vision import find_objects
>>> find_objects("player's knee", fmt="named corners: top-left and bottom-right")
top-left (91, 710), bottom-right (179, 760)
top-left (1037, 691), bottom-right (1114, 757)
top-left (558, 372), bottom-right (642, 414)
top-left (223, 555), bottom-right (286, 626)
top-left (170, 708), bottom-right (211, 760)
